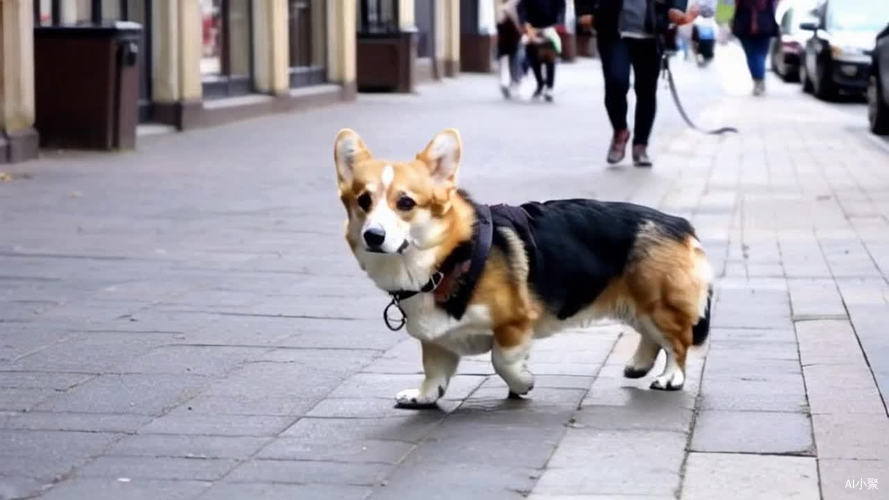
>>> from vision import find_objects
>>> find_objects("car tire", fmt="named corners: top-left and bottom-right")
top-left (781, 64), bottom-right (799, 83)
top-left (771, 43), bottom-right (785, 78)
top-left (813, 62), bottom-right (837, 101)
top-left (869, 75), bottom-right (889, 135)
top-left (800, 63), bottom-right (813, 93)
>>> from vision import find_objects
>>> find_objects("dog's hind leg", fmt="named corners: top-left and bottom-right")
top-left (639, 316), bottom-right (690, 391)
top-left (493, 324), bottom-right (535, 398)
top-left (624, 334), bottom-right (661, 379)
top-left (396, 341), bottom-right (459, 408)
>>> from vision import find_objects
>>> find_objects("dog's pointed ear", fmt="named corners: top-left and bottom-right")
top-left (417, 129), bottom-right (462, 186)
top-left (334, 129), bottom-right (371, 186)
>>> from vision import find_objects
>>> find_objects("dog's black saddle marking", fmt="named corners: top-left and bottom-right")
top-left (490, 199), bottom-right (695, 320)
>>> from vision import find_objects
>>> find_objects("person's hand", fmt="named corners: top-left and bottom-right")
top-left (525, 23), bottom-right (538, 41)
top-left (579, 14), bottom-right (594, 32)
top-left (669, 5), bottom-right (699, 25)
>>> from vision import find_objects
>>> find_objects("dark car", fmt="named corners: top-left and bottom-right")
top-left (771, 0), bottom-right (816, 82)
top-left (799, 0), bottom-right (889, 100)
top-left (869, 23), bottom-right (889, 134)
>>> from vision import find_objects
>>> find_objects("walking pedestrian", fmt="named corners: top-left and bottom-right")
top-left (520, 0), bottom-right (565, 102)
top-left (498, 0), bottom-right (525, 99)
top-left (576, 0), bottom-right (698, 167)
top-left (731, 0), bottom-right (779, 96)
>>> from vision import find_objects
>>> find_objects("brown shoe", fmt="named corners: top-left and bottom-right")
top-left (607, 130), bottom-right (630, 164)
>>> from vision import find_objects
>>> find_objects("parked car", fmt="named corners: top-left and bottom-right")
top-left (799, 0), bottom-right (889, 100)
top-left (771, 0), bottom-right (816, 82)
top-left (869, 23), bottom-right (889, 134)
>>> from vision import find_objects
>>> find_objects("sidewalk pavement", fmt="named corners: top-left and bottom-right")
top-left (1, 47), bottom-right (889, 499)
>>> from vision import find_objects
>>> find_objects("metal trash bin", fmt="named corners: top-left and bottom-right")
top-left (34, 21), bottom-right (142, 150)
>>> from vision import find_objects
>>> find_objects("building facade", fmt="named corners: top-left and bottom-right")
top-left (0, 0), bottom-right (463, 163)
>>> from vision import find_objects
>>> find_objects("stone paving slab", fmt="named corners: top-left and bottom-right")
top-left (682, 453), bottom-right (820, 500)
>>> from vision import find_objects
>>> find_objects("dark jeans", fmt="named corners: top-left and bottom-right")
top-left (738, 36), bottom-right (771, 80)
top-left (597, 37), bottom-right (661, 146)
top-left (527, 44), bottom-right (555, 90)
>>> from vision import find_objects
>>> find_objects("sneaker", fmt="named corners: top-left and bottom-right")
top-left (753, 79), bottom-right (765, 96)
top-left (632, 145), bottom-right (653, 167)
top-left (543, 87), bottom-right (553, 102)
top-left (532, 86), bottom-right (543, 100)
top-left (607, 130), bottom-right (630, 164)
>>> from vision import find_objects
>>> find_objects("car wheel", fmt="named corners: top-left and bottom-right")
top-left (869, 75), bottom-right (889, 135)
top-left (813, 61), bottom-right (837, 100)
top-left (771, 44), bottom-right (784, 78)
top-left (800, 63), bottom-right (813, 93)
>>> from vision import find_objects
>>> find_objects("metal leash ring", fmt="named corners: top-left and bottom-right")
top-left (383, 297), bottom-right (407, 331)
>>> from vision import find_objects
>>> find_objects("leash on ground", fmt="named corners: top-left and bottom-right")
top-left (661, 53), bottom-right (739, 135)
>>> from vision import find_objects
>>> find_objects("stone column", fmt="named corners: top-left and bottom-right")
top-left (152, 0), bottom-right (180, 104)
top-left (152, 0), bottom-right (201, 128)
top-left (0, 0), bottom-right (39, 162)
top-left (253, 0), bottom-right (289, 95)
top-left (442, 0), bottom-right (460, 77)
top-left (177, 0), bottom-right (202, 101)
top-left (327, 0), bottom-right (356, 95)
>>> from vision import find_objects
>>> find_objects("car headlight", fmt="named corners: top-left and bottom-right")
top-left (831, 45), bottom-right (864, 58)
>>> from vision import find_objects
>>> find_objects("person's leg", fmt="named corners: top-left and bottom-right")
top-left (545, 60), bottom-right (555, 88)
top-left (738, 37), bottom-right (758, 80)
top-left (628, 38), bottom-right (662, 148)
top-left (752, 37), bottom-right (770, 80)
top-left (598, 37), bottom-right (631, 133)
top-left (527, 45), bottom-right (545, 96)
top-left (543, 59), bottom-right (556, 101)
top-left (509, 50), bottom-right (522, 85)
top-left (499, 55), bottom-right (512, 88)
top-left (599, 37), bottom-right (632, 163)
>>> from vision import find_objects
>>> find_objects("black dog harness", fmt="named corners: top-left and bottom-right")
top-left (383, 203), bottom-right (494, 331)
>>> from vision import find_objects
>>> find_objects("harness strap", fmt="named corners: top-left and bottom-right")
top-left (382, 202), bottom-right (494, 331)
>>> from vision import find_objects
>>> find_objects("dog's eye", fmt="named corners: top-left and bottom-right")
top-left (357, 192), bottom-right (372, 212)
top-left (396, 196), bottom-right (416, 211)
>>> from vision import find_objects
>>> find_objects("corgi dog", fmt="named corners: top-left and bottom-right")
top-left (334, 128), bottom-right (713, 408)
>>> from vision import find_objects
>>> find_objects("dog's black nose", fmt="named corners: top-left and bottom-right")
top-left (363, 227), bottom-right (386, 248)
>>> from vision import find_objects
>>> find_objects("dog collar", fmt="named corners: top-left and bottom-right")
top-left (383, 203), bottom-right (493, 331)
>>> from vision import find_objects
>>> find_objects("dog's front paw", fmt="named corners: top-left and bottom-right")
top-left (505, 370), bottom-right (535, 398)
top-left (395, 388), bottom-right (441, 409)
top-left (650, 371), bottom-right (685, 391)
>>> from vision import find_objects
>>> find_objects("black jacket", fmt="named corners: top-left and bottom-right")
top-left (575, 0), bottom-right (688, 41)
top-left (731, 0), bottom-right (778, 38)
top-left (519, 0), bottom-right (566, 28)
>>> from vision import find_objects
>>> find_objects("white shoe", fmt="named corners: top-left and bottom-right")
top-left (543, 87), bottom-right (553, 102)
top-left (753, 79), bottom-right (765, 96)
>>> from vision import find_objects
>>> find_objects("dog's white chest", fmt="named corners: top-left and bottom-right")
top-left (401, 294), bottom-right (493, 355)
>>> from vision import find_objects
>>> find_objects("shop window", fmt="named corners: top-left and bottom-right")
top-left (288, 0), bottom-right (326, 87)
top-left (359, 0), bottom-right (399, 33)
top-left (33, 0), bottom-right (57, 26)
top-left (201, 0), bottom-right (254, 99)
